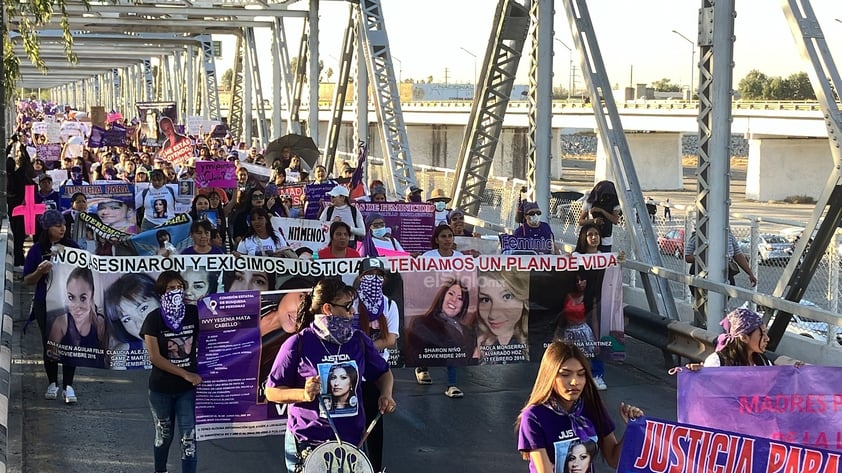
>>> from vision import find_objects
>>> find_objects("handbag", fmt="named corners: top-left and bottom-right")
top-left (728, 258), bottom-right (740, 277)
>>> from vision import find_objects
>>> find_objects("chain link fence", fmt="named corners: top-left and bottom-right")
top-left (361, 161), bottom-right (840, 346)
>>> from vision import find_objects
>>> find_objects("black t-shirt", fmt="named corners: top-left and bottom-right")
top-left (140, 305), bottom-right (199, 394)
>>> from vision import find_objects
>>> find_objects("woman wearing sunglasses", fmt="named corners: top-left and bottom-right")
top-left (265, 278), bottom-right (396, 473)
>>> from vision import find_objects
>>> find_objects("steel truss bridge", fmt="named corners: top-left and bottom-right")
top-left (7, 0), bottom-right (842, 345)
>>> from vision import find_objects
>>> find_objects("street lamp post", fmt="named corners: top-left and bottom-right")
top-left (554, 38), bottom-right (573, 100)
top-left (459, 47), bottom-right (477, 99)
top-left (671, 30), bottom-right (695, 100)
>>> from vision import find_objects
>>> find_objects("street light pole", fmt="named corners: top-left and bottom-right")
top-left (554, 38), bottom-right (573, 100)
top-left (459, 47), bottom-right (477, 99)
top-left (671, 30), bottom-right (695, 100)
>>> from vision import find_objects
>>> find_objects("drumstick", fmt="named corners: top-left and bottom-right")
top-left (357, 412), bottom-right (383, 449)
top-left (318, 396), bottom-right (343, 445)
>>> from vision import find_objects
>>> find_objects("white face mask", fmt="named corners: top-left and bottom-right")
top-left (527, 215), bottom-right (541, 226)
top-left (434, 201), bottom-right (447, 212)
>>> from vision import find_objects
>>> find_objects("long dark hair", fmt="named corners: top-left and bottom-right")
top-left (429, 224), bottom-right (454, 250)
top-left (295, 277), bottom-right (357, 331)
top-left (575, 223), bottom-right (601, 254)
top-left (716, 330), bottom-right (769, 366)
top-left (104, 273), bottom-right (157, 343)
top-left (244, 206), bottom-right (282, 247)
top-left (354, 270), bottom-right (390, 341)
top-left (419, 277), bottom-right (471, 325)
top-left (515, 341), bottom-right (611, 439)
top-left (328, 221), bottom-right (352, 246)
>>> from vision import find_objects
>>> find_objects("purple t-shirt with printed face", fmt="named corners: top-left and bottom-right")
top-left (518, 403), bottom-right (615, 473)
top-left (267, 327), bottom-right (389, 447)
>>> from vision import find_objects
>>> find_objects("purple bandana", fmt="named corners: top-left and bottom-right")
top-left (546, 397), bottom-right (596, 441)
top-left (313, 314), bottom-right (355, 345)
top-left (716, 308), bottom-right (763, 352)
top-left (358, 275), bottom-right (384, 315)
top-left (161, 289), bottom-right (186, 333)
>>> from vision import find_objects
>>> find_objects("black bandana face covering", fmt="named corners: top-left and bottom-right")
top-left (161, 289), bottom-right (186, 334)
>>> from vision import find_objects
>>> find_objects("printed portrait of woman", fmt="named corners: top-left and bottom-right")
top-left (475, 270), bottom-right (530, 363)
top-left (257, 277), bottom-right (313, 405)
top-left (317, 362), bottom-right (359, 417)
top-left (47, 267), bottom-right (108, 368)
top-left (223, 270), bottom-right (275, 292)
top-left (402, 272), bottom-right (477, 367)
top-left (559, 439), bottom-right (598, 473)
top-left (104, 273), bottom-right (159, 354)
top-left (181, 268), bottom-right (219, 305)
top-left (153, 198), bottom-right (168, 219)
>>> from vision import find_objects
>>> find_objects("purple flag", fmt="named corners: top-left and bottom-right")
top-left (678, 366), bottom-right (842, 452)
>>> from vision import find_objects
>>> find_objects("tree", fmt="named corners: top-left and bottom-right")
top-left (787, 72), bottom-right (815, 100)
top-left (738, 69), bottom-right (817, 100)
top-left (738, 69), bottom-right (768, 100)
top-left (651, 78), bottom-right (680, 92)
top-left (3, 0), bottom-right (88, 99)
top-left (220, 68), bottom-right (233, 91)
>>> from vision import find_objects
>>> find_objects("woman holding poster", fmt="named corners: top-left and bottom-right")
top-left (140, 271), bottom-right (201, 473)
top-left (264, 278), bottom-right (395, 473)
top-left (23, 209), bottom-right (81, 403)
top-left (516, 341), bottom-right (644, 473)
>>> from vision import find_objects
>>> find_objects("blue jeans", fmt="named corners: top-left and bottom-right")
top-left (148, 389), bottom-right (197, 473)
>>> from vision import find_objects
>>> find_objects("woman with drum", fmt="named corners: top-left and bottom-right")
top-left (265, 278), bottom-right (397, 473)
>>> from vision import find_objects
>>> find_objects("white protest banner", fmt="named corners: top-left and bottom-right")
top-left (271, 216), bottom-right (329, 251)
top-left (186, 115), bottom-right (204, 135)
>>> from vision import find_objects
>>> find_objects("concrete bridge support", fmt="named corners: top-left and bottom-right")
top-left (594, 131), bottom-right (683, 190)
top-left (746, 137), bottom-right (833, 201)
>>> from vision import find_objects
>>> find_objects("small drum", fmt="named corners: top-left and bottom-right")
top-left (302, 441), bottom-right (374, 473)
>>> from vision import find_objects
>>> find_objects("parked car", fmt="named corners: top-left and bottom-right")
top-left (765, 300), bottom-right (842, 346)
top-left (657, 229), bottom-right (685, 258)
top-left (738, 234), bottom-right (792, 264)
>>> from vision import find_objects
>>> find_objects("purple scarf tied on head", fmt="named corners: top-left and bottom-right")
top-left (716, 308), bottom-right (763, 352)
top-left (161, 289), bottom-right (186, 333)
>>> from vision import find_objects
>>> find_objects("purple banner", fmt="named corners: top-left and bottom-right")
top-left (678, 366), bottom-right (842, 452)
top-left (195, 291), bottom-right (285, 440)
top-left (499, 234), bottom-right (553, 254)
top-left (35, 143), bottom-right (63, 162)
top-left (88, 125), bottom-right (106, 148)
top-left (195, 160), bottom-right (237, 188)
top-left (103, 124), bottom-right (128, 147)
top-left (302, 183), bottom-right (337, 219)
top-left (356, 202), bottom-right (436, 252)
top-left (618, 417), bottom-right (842, 473)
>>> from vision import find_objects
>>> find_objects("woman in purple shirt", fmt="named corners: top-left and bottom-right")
top-left (265, 278), bottom-right (397, 472)
top-left (516, 341), bottom-right (644, 472)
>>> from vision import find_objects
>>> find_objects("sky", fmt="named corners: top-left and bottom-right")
top-left (215, 0), bottom-right (842, 94)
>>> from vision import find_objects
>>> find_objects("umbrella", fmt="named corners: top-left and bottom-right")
top-left (265, 134), bottom-right (321, 170)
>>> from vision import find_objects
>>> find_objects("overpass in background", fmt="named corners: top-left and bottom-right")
top-left (305, 100), bottom-right (833, 201)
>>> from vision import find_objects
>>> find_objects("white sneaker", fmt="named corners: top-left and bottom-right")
top-left (593, 376), bottom-right (608, 391)
top-left (44, 382), bottom-right (59, 400)
top-left (64, 385), bottom-right (77, 404)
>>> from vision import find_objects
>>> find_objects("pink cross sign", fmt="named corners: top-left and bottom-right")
top-left (12, 185), bottom-right (46, 235)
